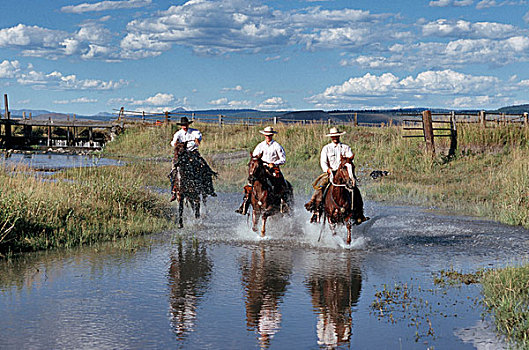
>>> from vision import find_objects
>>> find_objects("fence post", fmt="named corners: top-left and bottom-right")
top-left (449, 111), bottom-right (457, 157)
top-left (47, 116), bottom-right (52, 147)
top-left (192, 112), bottom-right (195, 122)
top-left (218, 115), bottom-right (222, 127)
top-left (354, 112), bottom-right (358, 126)
top-left (524, 112), bottom-right (528, 127)
top-left (422, 110), bottom-right (435, 155)
top-left (165, 111), bottom-right (169, 124)
top-left (273, 116), bottom-right (277, 125)
top-left (4, 94), bottom-right (11, 142)
top-left (479, 110), bottom-right (486, 128)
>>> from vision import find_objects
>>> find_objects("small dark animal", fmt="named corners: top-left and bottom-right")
top-left (370, 170), bottom-right (390, 180)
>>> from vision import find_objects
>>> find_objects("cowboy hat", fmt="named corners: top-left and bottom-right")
top-left (325, 127), bottom-right (346, 137)
top-left (259, 126), bottom-right (278, 135)
top-left (177, 116), bottom-right (193, 125)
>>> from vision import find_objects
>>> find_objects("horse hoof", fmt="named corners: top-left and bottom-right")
top-left (252, 227), bottom-right (258, 232)
top-left (178, 223), bottom-right (183, 229)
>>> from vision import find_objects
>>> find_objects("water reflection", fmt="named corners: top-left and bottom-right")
top-left (239, 245), bottom-right (293, 349)
top-left (167, 240), bottom-right (212, 341)
top-left (306, 254), bottom-right (362, 348)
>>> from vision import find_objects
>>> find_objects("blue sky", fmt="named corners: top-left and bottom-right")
top-left (1, 0), bottom-right (529, 115)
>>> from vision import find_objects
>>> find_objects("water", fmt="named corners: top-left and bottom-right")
top-left (0, 153), bottom-right (121, 171)
top-left (1, 193), bottom-right (528, 349)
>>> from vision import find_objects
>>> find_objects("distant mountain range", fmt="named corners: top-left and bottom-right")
top-left (5, 104), bottom-right (528, 124)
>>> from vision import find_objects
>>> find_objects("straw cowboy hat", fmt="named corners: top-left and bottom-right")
top-left (259, 126), bottom-right (278, 135)
top-left (326, 127), bottom-right (346, 137)
top-left (177, 116), bottom-right (193, 125)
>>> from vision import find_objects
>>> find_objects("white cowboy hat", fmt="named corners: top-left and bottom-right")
top-left (259, 126), bottom-right (278, 135)
top-left (325, 127), bottom-right (346, 137)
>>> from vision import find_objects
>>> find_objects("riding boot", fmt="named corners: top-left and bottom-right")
top-left (235, 185), bottom-right (252, 215)
top-left (235, 195), bottom-right (250, 215)
top-left (304, 188), bottom-right (323, 212)
top-left (170, 191), bottom-right (177, 202)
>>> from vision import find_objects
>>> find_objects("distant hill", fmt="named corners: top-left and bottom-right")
top-left (10, 109), bottom-right (53, 118)
top-left (497, 104), bottom-right (529, 114)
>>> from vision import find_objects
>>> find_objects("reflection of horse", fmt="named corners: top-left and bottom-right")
top-left (168, 240), bottom-right (212, 340)
top-left (322, 155), bottom-right (368, 244)
top-left (169, 141), bottom-right (202, 228)
top-left (239, 246), bottom-right (293, 349)
top-left (247, 155), bottom-right (294, 237)
top-left (306, 256), bottom-right (362, 348)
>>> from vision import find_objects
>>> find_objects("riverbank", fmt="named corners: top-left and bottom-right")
top-left (0, 162), bottom-right (172, 258)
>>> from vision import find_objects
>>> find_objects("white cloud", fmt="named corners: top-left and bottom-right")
top-left (208, 98), bottom-right (228, 105)
top-left (342, 35), bottom-right (529, 70)
top-left (120, 0), bottom-right (399, 57)
top-left (257, 96), bottom-right (288, 110)
top-left (0, 23), bottom-right (116, 60)
top-left (429, 0), bottom-right (453, 7)
top-left (422, 19), bottom-right (518, 39)
top-left (15, 66), bottom-right (128, 90)
top-left (61, 0), bottom-right (152, 14)
top-left (54, 97), bottom-right (98, 104)
top-left (221, 85), bottom-right (244, 92)
top-left (308, 70), bottom-right (508, 109)
top-left (430, 0), bottom-right (473, 7)
top-left (0, 60), bottom-right (21, 78)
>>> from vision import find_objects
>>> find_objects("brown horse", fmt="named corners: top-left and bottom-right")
top-left (169, 141), bottom-right (201, 228)
top-left (322, 155), bottom-right (368, 244)
top-left (247, 154), bottom-right (293, 237)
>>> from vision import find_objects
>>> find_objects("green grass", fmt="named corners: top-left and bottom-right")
top-left (0, 163), bottom-right (172, 257)
top-left (481, 264), bottom-right (529, 348)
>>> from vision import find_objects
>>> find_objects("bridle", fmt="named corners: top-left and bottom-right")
top-left (328, 161), bottom-right (356, 212)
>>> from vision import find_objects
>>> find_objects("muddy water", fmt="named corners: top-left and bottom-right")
top-left (1, 193), bottom-right (528, 349)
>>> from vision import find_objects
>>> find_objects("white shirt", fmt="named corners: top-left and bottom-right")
top-left (252, 140), bottom-right (286, 166)
top-left (320, 142), bottom-right (353, 173)
top-left (170, 128), bottom-right (202, 151)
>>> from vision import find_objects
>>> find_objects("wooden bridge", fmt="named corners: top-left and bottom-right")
top-left (0, 95), bottom-right (118, 150)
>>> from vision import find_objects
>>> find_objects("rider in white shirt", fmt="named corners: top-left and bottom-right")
top-left (236, 126), bottom-right (287, 215)
top-left (305, 127), bottom-right (355, 223)
top-left (169, 117), bottom-right (216, 201)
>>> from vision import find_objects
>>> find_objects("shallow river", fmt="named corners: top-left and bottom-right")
top-left (0, 153), bottom-right (121, 171)
top-left (1, 194), bottom-right (528, 349)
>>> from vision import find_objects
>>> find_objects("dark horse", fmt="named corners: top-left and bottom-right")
top-left (169, 141), bottom-right (202, 228)
top-left (247, 154), bottom-right (294, 237)
top-left (322, 155), bottom-right (368, 244)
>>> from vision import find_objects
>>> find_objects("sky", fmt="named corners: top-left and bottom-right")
top-left (1, 0), bottom-right (529, 115)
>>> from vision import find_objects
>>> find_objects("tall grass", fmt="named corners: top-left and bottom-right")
top-left (0, 163), bottom-right (172, 257)
top-left (481, 264), bottom-right (529, 347)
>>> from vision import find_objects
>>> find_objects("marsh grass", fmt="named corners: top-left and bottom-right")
top-left (0, 162), bottom-right (172, 257)
top-left (481, 264), bottom-right (529, 348)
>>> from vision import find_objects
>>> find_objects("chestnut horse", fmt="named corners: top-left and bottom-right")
top-left (169, 141), bottom-right (201, 228)
top-left (322, 155), bottom-right (368, 244)
top-left (247, 155), bottom-right (294, 237)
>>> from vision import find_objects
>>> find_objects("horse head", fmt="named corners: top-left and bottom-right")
top-left (173, 141), bottom-right (190, 165)
top-left (248, 153), bottom-right (266, 183)
top-left (334, 154), bottom-right (356, 189)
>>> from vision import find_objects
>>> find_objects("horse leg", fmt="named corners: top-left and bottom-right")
top-left (178, 198), bottom-right (184, 229)
top-left (328, 217), bottom-right (337, 236)
top-left (261, 214), bottom-right (268, 237)
top-left (252, 210), bottom-right (259, 232)
top-left (194, 198), bottom-right (200, 219)
top-left (346, 220), bottom-right (352, 245)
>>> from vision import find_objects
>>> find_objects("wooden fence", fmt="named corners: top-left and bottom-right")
top-left (401, 110), bottom-right (529, 155)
